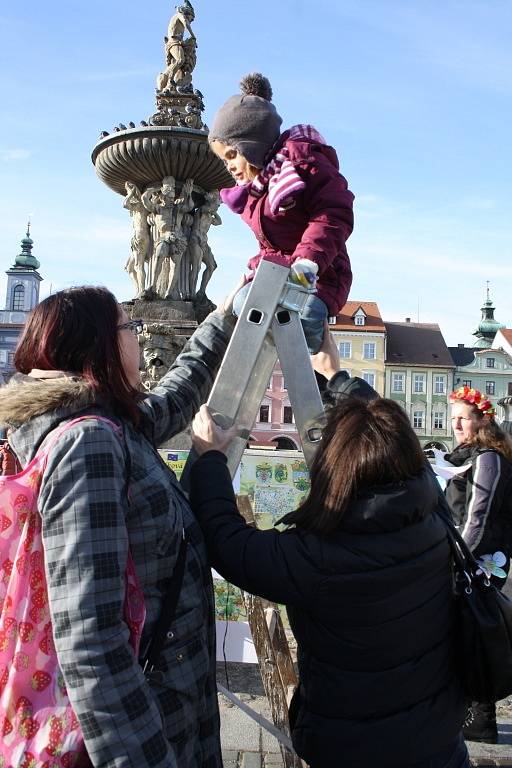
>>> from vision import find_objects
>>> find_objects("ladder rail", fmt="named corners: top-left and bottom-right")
top-left (180, 260), bottom-right (326, 490)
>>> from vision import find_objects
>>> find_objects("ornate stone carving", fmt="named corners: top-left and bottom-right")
top-left (184, 191), bottom-right (221, 300)
top-left (92, 0), bottom-right (232, 315)
top-left (122, 176), bottom-right (219, 302)
top-left (151, 1), bottom-right (206, 131)
top-left (158, 2), bottom-right (196, 91)
top-left (123, 182), bottom-right (151, 298)
top-left (139, 322), bottom-right (183, 389)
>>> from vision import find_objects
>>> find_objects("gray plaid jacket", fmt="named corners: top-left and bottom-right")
top-left (0, 312), bottom-right (234, 768)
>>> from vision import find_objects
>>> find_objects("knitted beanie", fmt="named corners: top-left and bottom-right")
top-left (209, 73), bottom-right (283, 169)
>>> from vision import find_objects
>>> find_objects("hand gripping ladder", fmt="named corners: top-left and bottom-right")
top-left (181, 260), bottom-right (326, 488)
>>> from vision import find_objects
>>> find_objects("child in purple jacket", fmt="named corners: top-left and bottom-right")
top-left (209, 73), bottom-right (354, 353)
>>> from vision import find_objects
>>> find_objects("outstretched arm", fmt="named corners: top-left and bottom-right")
top-left (189, 451), bottom-right (315, 606)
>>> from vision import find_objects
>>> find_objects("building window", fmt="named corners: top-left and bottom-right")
top-left (433, 411), bottom-right (445, 429)
top-left (508, 382), bottom-right (512, 397)
top-left (413, 374), bottom-right (425, 393)
top-left (12, 284), bottom-right (25, 311)
top-left (7, 352), bottom-right (15, 366)
top-left (434, 375), bottom-right (446, 394)
top-left (283, 406), bottom-right (294, 424)
top-left (339, 342), bottom-right (351, 359)
top-left (413, 411), bottom-right (424, 428)
top-left (363, 372), bottom-right (375, 388)
top-left (355, 315), bottom-right (365, 326)
top-left (258, 405), bottom-right (269, 423)
top-left (486, 358), bottom-right (495, 368)
top-left (486, 381), bottom-right (495, 395)
top-left (392, 373), bottom-right (405, 392)
top-left (462, 379), bottom-right (472, 388)
top-left (363, 342), bottom-right (376, 360)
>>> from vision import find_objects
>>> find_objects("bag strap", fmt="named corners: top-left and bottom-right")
top-left (37, 415), bottom-right (122, 464)
top-left (140, 529), bottom-right (188, 678)
top-left (434, 483), bottom-right (485, 589)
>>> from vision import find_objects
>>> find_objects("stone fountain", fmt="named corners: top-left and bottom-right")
top-left (91, 1), bottom-right (233, 390)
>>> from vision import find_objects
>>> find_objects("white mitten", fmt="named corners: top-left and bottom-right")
top-left (290, 258), bottom-right (318, 289)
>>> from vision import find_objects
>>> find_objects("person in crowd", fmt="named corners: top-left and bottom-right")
top-left (445, 385), bottom-right (512, 744)
top-left (189, 381), bottom-right (469, 767)
top-left (0, 285), bottom-right (236, 767)
top-left (208, 72), bottom-right (354, 354)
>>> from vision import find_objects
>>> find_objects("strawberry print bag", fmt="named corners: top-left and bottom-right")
top-left (0, 417), bottom-right (145, 767)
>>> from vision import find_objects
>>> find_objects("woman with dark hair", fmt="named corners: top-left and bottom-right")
top-left (0, 285), bottom-right (235, 767)
top-left (446, 386), bottom-right (512, 744)
top-left (189, 397), bottom-right (469, 768)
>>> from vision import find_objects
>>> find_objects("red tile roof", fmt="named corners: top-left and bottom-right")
top-left (497, 329), bottom-right (512, 346)
top-left (330, 301), bottom-right (385, 331)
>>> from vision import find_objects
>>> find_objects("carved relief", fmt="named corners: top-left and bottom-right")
top-left (123, 176), bottom-right (219, 302)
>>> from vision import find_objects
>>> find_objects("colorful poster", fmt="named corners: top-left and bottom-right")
top-left (158, 449), bottom-right (189, 480)
top-left (159, 446), bottom-right (310, 633)
top-left (239, 450), bottom-right (310, 530)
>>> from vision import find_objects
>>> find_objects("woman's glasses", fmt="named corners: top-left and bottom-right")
top-left (117, 319), bottom-right (144, 336)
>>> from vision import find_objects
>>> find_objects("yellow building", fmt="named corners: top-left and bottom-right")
top-left (329, 301), bottom-right (386, 395)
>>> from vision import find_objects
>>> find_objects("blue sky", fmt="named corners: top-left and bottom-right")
top-left (1, 0), bottom-right (511, 345)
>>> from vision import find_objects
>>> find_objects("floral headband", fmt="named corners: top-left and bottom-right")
top-left (450, 386), bottom-right (495, 417)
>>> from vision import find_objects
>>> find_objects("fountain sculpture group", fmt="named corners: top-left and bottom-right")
top-left (92, 1), bottom-right (233, 391)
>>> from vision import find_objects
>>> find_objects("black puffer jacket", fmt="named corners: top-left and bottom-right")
top-left (445, 443), bottom-right (512, 578)
top-left (190, 453), bottom-right (466, 768)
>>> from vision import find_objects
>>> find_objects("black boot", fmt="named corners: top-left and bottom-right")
top-left (462, 701), bottom-right (498, 744)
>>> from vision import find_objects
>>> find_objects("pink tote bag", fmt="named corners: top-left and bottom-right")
top-left (0, 416), bottom-right (145, 767)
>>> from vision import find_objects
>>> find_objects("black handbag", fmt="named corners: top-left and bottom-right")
top-left (437, 496), bottom-right (512, 701)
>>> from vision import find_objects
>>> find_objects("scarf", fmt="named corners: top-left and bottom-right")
top-left (221, 124), bottom-right (327, 215)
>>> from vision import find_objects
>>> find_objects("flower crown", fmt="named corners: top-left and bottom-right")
top-left (450, 386), bottom-right (495, 417)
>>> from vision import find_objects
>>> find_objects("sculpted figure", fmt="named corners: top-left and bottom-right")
top-left (162, 178), bottom-right (195, 300)
top-left (142, 177), bottom-right (178, 297)
top-left (123, 182), bottom-right (151, 297)
top-left (157, 2), bottom-right (196, 91)
top-left (140, 323), bottom-right (182, 389)
top-left (188, 191), bottom-right (221, 299)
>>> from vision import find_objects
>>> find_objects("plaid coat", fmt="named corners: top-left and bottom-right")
top-left (0, 311), bottom-right (234, 768)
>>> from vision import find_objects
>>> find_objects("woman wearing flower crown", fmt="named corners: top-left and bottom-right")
top-left (445, 385), bottom-right (512, 744)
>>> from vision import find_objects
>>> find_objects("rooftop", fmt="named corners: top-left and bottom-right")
top-left (448, 346), bottom-right (476, 367)
top-left (385, 321), bottom-right (454, 368)
top-left (330, 301), bottom-right (385, 332)
top-left (496, 329), bottom-right (512, 347)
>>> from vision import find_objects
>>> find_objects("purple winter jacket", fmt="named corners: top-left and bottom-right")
top-left (222, 135), bottom-right (354, 315)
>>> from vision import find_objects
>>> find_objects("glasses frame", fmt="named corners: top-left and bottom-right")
top-left (117, 319), bottom-right (144, 335)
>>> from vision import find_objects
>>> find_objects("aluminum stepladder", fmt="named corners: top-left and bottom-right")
top-left (181, 259), bottom-right (325, 767)
top-left (181, 258), bottom-right (326, 483)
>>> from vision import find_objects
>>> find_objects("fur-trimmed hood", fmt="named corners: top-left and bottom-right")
top-left (0, 375), bottom-right (109, 468)
top-left (0, 375), bottom-right (95, 427)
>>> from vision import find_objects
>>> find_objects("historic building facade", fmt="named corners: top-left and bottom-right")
top-left (0, 225), bottom-right (42, 379)
top-left (329, 301), bottom-right (386, 395)
top-left (250, 361), bottom-right (300, 450)
top-left (449, 290), bottom-right (512, 421)
top-left (248, 300), bottom-right (385, 450)
top-left (385, 320), bottom-right (455, 451)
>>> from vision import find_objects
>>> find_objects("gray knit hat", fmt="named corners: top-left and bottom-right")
top-left (209, 74), bottom-right (283, 169)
